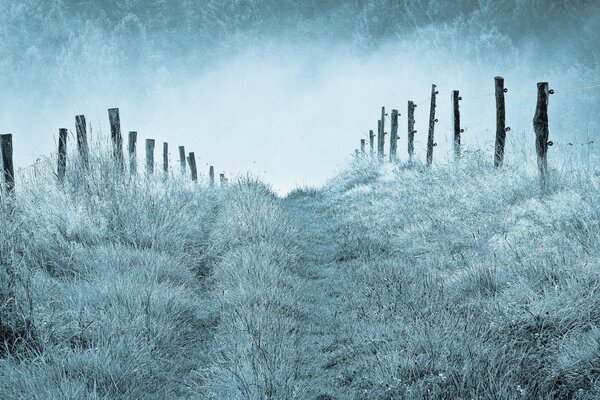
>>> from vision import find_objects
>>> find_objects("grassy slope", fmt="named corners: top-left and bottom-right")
top-left (2, 149), bottom-right (600, 399)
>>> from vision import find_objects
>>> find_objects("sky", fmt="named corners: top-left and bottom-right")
top-left (1, 0), bottom-right (599, 193)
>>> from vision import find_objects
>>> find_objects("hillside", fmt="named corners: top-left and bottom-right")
top-left (2, 151), bottom-right (600, 399)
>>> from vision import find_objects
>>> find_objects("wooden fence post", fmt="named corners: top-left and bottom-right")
top-left (0, 134), bottom-right (14, 194)
top-left (188, 152), bottom-right (197, 181)
top-left (408, 101), bottom-right (416, 162)
top-left (390, 109), bottom-right (399, 162)
top-left (75, 115), bottom-right (89, 167)
top-left (145, 139), bottom-right (155, 174)
top-left (179, 146), bottom-right (186, 175)
top-left (219, 173), bottom-right (225, 187)
top-left (128, 131), bottom-right (137, 175)
top-left (452, 91), bottom-right (463, 161)
top-left (163, 142), bottom-right (168, 175)
top-left (533, 82), bottom-right (551, 183)
top-left (426, 84), bottom-right (438, 167)
top-left (369, 130), bottom-right (375, 157)
top-left (108, 108), bottom-right (124, 169)
top-left (360, 139), bottom-right (365, 154)
top-left (377, 120), bottom-right (383, 161)
top-left (494, 77), bottom-right (507, 167)
top-left (209, 166), bottom-right (215, 187)
top-left (57, 128), bottom-right (67, 183)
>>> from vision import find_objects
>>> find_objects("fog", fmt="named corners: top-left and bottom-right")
top-left (2, 1), bottom-right (599, 193)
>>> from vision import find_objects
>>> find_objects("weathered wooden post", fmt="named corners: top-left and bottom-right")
top-left (128, 131), bottom-right (137, 174)
top-left (75, 115), bottom-right (89, 167)
top-left (408, 101), bottom-right (416, 162)
top-left (145, 139), bottom-right (155, 174)
top-left (426, 85), bottom-right (438, 167)
top-left (379, 106), bottom-right (386, 161)
top-left (0, 134), bottom-right (14, 194)
top-left (360, 139), bottom-right (366, 154)
top-left (390, 109), bottom-right (399, 162)
top-left (108, 108), bottom-right (124, 168)
top-left (219, 173), bottom-right (225, 187)
top-left (209, 166), bottom-right (215, 187)
top-left (369, 130), bottom-right (375, 157)
top-left (187, 152), bottom-right (197, 181)
top-left (452, 91), bottom-right (463, 161)
top-left (533, 82), bottom-right (551, 183)
top-left (162, 142), bottom-right (168, 175)
top-left (179, 146), bottom-right (186, 175)
top-left (57, 128), bottom-right (68, 183)
top-left (377, 120), bottom-right (384, 161)
top-left (494, 77), bottom-right (507, 167)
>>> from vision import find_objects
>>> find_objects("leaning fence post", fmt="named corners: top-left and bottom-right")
top-left (145, 139), bottom-right (155, 175)
top-left (128, 131), bottom-right (137, 175)
top-left (390, 109), bottom-right (399, 162)
top-left (188, 152), bottom-right (197, 181)
top-left (426, 84), bottom-right (438, 167)
top-left (533, 82), bottom-right (551, 183)
top-left (369, 130), bottom-right (375, 157)
top-left (57, 128), bottom-right (68, 183)
top-left (494, 77), bottom-right (507, 167)
top-left (75, 115), bottom-right (89, 167)
top-left (452, 91), bottom-right (463, 162)
top-left (408, 101), bottom-right (416, 162)
top-left (163, 142), bottom-right (168, 175)
top-left (108, 108), bottom-right (124, 169)
top-left (209, 166), bottom-right (215, 187)
top-left (179, 146), bottom-right (186, 175)
top-left (0, 134), bottom-right (14, 194)
top-left (360, 139), bottom-right (365, 154)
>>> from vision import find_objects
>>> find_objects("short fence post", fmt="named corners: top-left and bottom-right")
top-left (219, 173), bottom-right (225, 187)
top-left (128, 131), bottom-right (137, 175)
top-left (390, 109), bottom-right (399, 162)
top-left (369, 130), bottom-right (375, 157)
top-left (57, 128), bottom-right (67, 183)
top-left (209, 166), bottom-right (215, 187)
top-left (75, 115), bottom-right (89, 167)
top-left (426, 84), bottom-right (438, 167)
top-left (360, 139), bottom-right (365, 154)
top-left (0, 134), bottom-right (14, 194)
top-left (163, 142), bottom-right (168, 175)
top-left (452, 91), bottom-right (463, 162)
top-left (408, 101), bottom-right (416, 162)
top-left (377, 119), bottom-right (384, 161)
top-left (494, 77), bottom-right (507, 167)
top-left (179, 146), bottom-right (186, 175)
top-left (108, 108), bottom-right (124, 169)
top-left (533, 82), bottom-right (551, 183)
top-left (145, 139), bottom-right (155, 175)
top-left (187, 152), bottom-right (197, 181)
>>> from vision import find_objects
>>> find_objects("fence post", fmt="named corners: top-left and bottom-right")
top-left (360, 139), bottom-right (365, 154)
top-left (452, 91), bottom-right (463, 162)
top-left (128, 131), bottom-right (137, 175)
top-left (108, 108), bottom-right (124, 169)
top-left (369, 130), bottom-right (375, 157)
top-left (494, 77), bottom-right (507, 167)
top-left (426, 84), bottom-right (438, 167)
top-left (219, 173), bottom-right (225, 187)
top-left (179, 146), bottom-right (186, 175)
top-left (209, 165), bottom-right (215, 187)
top-left (377, 120), bottom-right (383, 161)
top-left (0, 134), bottom-right (14, 194)
top-left (390, 109), bottom-right (399, 162)
top-left (408, 101), bottom-right (416, 163)
top-left (57, 128), bottom-right (67, 183)
top-left (145, 139), bottom-right (155, 175)
top-left (533, 82), bottom-right (551, 183)
top-left (188, 152), bottom-right (197, 181)
top-left (163, 142), bottom-right (168, 175)
top-left (75, 115), bottom-right (89, 167)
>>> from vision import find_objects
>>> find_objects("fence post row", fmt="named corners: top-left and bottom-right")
top-left (179, 146), bottom-right (186, 175)
top-left (426, 84), bottom-right (438, 167)
top-left (188, 152), bottom-right (197, 181)
top-left (128, 131), bottom-right (137, 175)
top-left (407, 101), bottom-right (416, 163)
top-left (0, 134), bottom-right (14, 194)
top-left (209, 165), bottom-right (215, 187)
top-left (163, 142), bottom-right (168, 175)
top-left (389, 109), bottom-right (399, 162)
top-left (57, 128), bottom-right (67, 183)
top-left (533, 82), bottom-right (551, 183)
top-left (369, 130), bottom-right (375, 157)
top-left (452, 91), bottom-right (462, 161)
top-left (145, 139), bottom-right (155, 174)
top-left (494, 76), bottom-right (507, 167)
top-left (75, 115), bottom-right (89, 167)
top-left (108, 108), bottom-right (124, 169)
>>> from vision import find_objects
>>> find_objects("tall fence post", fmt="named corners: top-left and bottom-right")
top-left (369, 130), bottom-right (375, 158)
top-left (408, 101), bottom-right (416, 163)
top-left (533, 82), bottom-right (551, 183)
top-left (75, 115), bottom-right (89, 167)
top-left (145, 139), bottom-right (155, 175)
top-left (188, 152), bottom-right (197, 181)
top-left (452, 91), bottom-right (463, 162)
top-left (390, 109), bottom-right (399, 162)
top-left (179, 146), bottom-right (186, 175)
top-left (360, 139), bottom-right (365, 154)
top-left (128, 131), bottom-right (137, 175)
top-left (57, 128), bottom-right (67, 183)
top-left (494, 77), bottom-right (507, 167)
top-left (108, 108), bottom-right (124, 169)
top-left (163, 142), bottom-right (168, 175)
top-left (377, 120), bottom-right (383, 161)
top-left (426, 84), bottom-right (438, 167)
top-left (209, 165), bottom-right (215, 187)
top-left (0, 134), bottom-right (14, 194)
